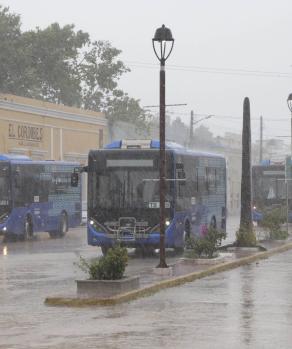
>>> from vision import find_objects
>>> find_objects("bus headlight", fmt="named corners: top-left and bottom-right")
top-left (88, 218), bottom-right (109, 234)
top-left (2, 227), bottom-right (7, 232)
top-left (0, 214), bottom-right (8, 224)
top-left (165, 220), bottom-right (170, 226)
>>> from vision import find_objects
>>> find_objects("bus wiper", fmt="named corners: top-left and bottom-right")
top-left (142, 178), bottom-right (187, 182)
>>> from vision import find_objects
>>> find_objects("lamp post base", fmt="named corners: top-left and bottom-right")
top-left (156, 261), bottom-right (168, 268)
top-left (153, 265), bottom-right (173, 276)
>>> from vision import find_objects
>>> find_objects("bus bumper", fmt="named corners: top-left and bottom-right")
top-left (87, 225), bottom-right (161, 248)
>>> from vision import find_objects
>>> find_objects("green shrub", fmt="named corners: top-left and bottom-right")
top-left (235, 227), bottom-right (257, 247)
top-left (186, 227), bottom-right (226, 258)
top-left (262, 208), bottom-right (288, 240)
top-left (269, 229), bottom-right (288, 240)
top-left (78, 246), bottom-right (128, 280)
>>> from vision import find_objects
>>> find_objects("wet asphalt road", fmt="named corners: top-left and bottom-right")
top-left (2, 217), bottom-right (292, 348)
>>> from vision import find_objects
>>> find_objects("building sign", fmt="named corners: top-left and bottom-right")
top-left (8, 123), bottom-right (44, 147)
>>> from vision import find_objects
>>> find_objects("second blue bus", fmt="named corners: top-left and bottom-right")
top-left (0, 154), bottom-right (81, 241)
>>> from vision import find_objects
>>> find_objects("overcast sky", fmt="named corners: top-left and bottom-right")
top-left (2, 0), bottom-right (292, 141)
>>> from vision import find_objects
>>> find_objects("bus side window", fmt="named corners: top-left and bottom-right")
top-left (189, 167), bottom-right (199, 195)
top-left (25, 170), bottom-right (40, 204)
top-left (39, 172), bottom-right (51, 202)
top-left (14, 172), bottom-right (21, 189)
top-left (50, 172), bottom-right (70, 194)
top-left (205, 167), bottom-right (216, 193)
top-left (176, 163), bottom-right (186, 197)
top-left (13, 169), bottom-right (25, 207)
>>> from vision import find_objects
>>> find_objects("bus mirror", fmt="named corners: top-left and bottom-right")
top-left (71, 172), bottom-right (79, 187)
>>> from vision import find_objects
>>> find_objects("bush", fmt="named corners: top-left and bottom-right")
top-left (262, 208), bottom-right (288, 240)
top-left (186, 227), bottom-right (226, 258)
top-left (235, 227), bottom-right (257, 247)
top-left (78, 246), bottom-right (128, 280)
top-left (269, 229), bottom-right (288, 240)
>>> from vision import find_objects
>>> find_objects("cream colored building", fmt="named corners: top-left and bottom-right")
top-left (0, 94), bottom-right (107, 163)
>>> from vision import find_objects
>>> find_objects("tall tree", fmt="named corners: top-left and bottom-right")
top-left (0, 6), bottom-right (22, 94)
top-left (80, 41), bottom-right (129, 111)
top-left (106, 92), bottom-right (150, 131)
top-left (193, 125), bottom-right (216, 149)
top-left (19, 23), bottom-right (89, 105)
top-left (0, 6), bottom-right (148, 131)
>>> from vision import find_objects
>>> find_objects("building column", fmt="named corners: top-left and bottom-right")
top-left (50, 128), bottom-right (54, 159)
top-left (60, 128), bottom-right (63, 160)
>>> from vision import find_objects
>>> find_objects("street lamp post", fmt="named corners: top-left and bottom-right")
top-left (152, 25), bottom-right (174, 268)
top-left (287, 94), bottom-right (292, 157)
top-left (286, 94), bottom-right (292, 232)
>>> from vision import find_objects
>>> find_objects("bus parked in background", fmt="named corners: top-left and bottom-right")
top-left (86, 140), bottom-right (227, 255)
top-left (0, 154), bottom-right (81, 241)
top-left (252, 161), bottom-right (288, 223)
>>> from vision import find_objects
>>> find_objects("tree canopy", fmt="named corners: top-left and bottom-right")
top-left (0, 6), bottom-right (149, 130)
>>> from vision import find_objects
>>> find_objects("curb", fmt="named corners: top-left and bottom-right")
top-left (45, 241), bottom-right (292, 307)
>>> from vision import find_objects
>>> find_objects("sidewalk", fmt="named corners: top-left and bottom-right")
top-left (45, 236), bottom-right (292, 307)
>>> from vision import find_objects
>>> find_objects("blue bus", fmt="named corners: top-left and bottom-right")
top-left (0, 154), bottom-right (81, 241)
top-left (86, 140), bottom-right (227, 255)
top-left (252, 162), bottom-right (289, 222)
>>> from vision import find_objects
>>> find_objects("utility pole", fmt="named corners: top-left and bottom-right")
top-left (189, 110), bottom-right (194, 147)
top-left (259, 116), bottom-right (263, 163)
top-left (189, 111), bottom-right (212, 148)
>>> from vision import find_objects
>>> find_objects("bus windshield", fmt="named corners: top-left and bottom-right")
top-left (89, 150), bottom-right (173, 226)
top-left (252, 166), bottom-right (287, 209)
top-left (0, 162), bottom-right (11, 216)
top-left (261, 177), bottom-right (286, 200)
top-left (96, 168), bottom-right (162, 210)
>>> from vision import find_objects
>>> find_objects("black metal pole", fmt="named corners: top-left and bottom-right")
top-left (189, 110), bottom-right (194, 147)
top-left (157, 58), bottom-right (167, 268)
top-left (259, 115), bottom-right (263, 163)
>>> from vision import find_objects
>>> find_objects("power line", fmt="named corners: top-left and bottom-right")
top-left (166, 111), bottom-right (291, 122)
top-left (143, 103), bottom-right (187, 108)
top-left (125, 60), bottom-right (292, 79)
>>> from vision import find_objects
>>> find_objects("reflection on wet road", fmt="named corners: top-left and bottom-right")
top-left (2, 217), bottom-right (292, 348)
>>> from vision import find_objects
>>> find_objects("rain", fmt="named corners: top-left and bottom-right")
top-left (1, 1), bottom-right (292, 348)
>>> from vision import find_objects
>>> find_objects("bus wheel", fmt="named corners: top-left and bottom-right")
top-left (58, 213), bottom-right (68, 238)
top-left (22, 217), bottom-right (33, 241)
top-left (101, 246), bottom-right (109, 256)
top-left (49, 231), bottom-right (58, 239)
top-left (143, 246), bottom-right (155, 257)
top-left (174, 246), bottom-right (184, 255)
top-left (136, 246), bottom-right (155, 257)
top-left (210, 217), bottom-right (217, 229)
top-left (174, 222), bottom-right (190, 254)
